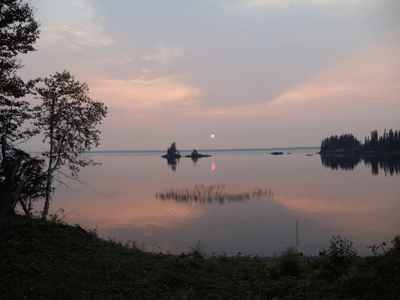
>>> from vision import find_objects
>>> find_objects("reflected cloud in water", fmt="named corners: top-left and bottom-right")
top-left (320, 155), bottom-right (400, 176)
top-left (156, 184), bottom-right (274, 205)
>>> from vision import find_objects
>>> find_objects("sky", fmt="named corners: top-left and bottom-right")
top-left (19, 0), bottom-right (400, 151)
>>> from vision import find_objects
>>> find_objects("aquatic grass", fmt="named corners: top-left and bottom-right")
top-left (1, 212), bottom-right (399, 299)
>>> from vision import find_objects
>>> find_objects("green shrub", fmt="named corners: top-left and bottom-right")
top-left (388, 234), bottom-right (400, 257)
top-left (319, 235), bottom-right (358, 279)
top-left (275, 247), bottom-right (304, 278)
top-left (189, 239), bottom-right (207, 259)
top-left (341, 266), bottom-right (386, 297)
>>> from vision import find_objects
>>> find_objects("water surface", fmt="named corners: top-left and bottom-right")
top-left (33, 148), bottom-right (399, 257)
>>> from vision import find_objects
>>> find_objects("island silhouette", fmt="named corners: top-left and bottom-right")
top-left (161, 142), bottom-right (211, 164)
top-left (318, 129), bottom-right (400, 157)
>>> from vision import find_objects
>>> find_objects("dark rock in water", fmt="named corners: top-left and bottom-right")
top-left (184, 149), bottom-right (211, 160)
top-left (161, 144), bottom-right (210, 167)
top-left (287, 152), bottom-right (291, 154)
top-left (270, 152), bottom-right (284, 155)
top-left (306, 154), bottom-right (313, 156)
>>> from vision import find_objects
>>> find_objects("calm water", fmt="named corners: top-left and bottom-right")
top-left (29, 148), bottom-right (400, 257)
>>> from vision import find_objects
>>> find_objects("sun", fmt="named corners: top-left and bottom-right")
top-left (211, 134), bottom-right (215, 139)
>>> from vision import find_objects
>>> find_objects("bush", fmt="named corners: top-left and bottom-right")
top-left (275, 247), bottom-right (304, 278)
top-left (319, 235), bottom-right (358, 279)
top-left (189, 240), bottom-right (207, 259)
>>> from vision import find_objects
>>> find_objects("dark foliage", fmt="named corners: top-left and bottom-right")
top-left (320, 133), bottom-right (361, 152)
top-left (320, 130), bottom-right (400, 153)
top-left (364, 129), bottom-right (400, 151)
top-left (1, 212), bottom-right (399, 299)
top-left (0, 0), bottom-right (40, 72)
top-left (0, 0), bottom-right (41, 213)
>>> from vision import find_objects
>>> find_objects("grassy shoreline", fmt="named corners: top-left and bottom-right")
top-left (1, 212), bottom-right (399, 299)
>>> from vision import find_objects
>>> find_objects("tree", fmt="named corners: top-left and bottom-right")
top-left (167, 142), bottom-right (178, 156)
top-left (0, 0), bottom-right (40, 74)
top-left (0, 148), bottom-right (47, 214)
top-left (0, 80), bottom-right (40, 212)
top-left (0, 0), bottom-right (41, 213)
top-left (34, 71), bottom-right (107, 219)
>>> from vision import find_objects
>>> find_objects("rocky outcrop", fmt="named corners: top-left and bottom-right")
top-left (161, 142), bottom-right (181, 159)
top-left (270, 152), bottom-right (284, 155)
top-left (161, 144), bottom-right (211, 166)
top-left (184, 149), bottom-right (211, 159)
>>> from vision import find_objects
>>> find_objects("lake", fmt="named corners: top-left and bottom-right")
top-left (27, 148), bottom-right (400, 257)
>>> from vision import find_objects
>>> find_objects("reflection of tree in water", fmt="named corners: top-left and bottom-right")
top-left (166, 158), bottom-right (179, 171)
top-left (156, 184), bottom-right (274, 205)
top-left (320, 155), bottom-right (361, 171)
top-left (320, 155), bottom-right (400, 176)
top-left (364, 156), bottom-right (400, 176)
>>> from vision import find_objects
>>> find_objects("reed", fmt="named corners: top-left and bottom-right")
top-left (156, 184), bottom-right (274, 205)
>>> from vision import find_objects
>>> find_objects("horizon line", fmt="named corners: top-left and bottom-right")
top-left (87, 146), bottom-right (320, 153)
top-left (27, 146), bottom-right (320, 154)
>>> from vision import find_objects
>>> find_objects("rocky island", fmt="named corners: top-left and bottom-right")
top-left (161, 143), bottom-right (211, 162)
top-left (161, 142), bottom-right (181, 160)
top-left (270, 152), bottom-right (284, 155)
top-left (184, 149), bottom-right (211, 159)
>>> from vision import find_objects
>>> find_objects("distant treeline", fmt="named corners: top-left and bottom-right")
top-left (320, 129), bottom-right (400, 152)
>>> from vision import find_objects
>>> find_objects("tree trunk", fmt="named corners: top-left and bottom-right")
top-left (0, 163), bottom-right (20, 212)
top-left (10, 181), bottom-right (25, 211)
top-left (42, 98), bottom-right (55, 220)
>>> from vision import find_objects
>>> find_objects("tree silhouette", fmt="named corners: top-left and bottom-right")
top-left (0, 0), bottom-right (41, 213)
top-left (320, 130), bottom-right (400, 153)
top-left (34, 71), bottom-right (107, 219)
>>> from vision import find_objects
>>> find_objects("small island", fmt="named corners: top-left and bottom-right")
top-left (161, 143), bottom-right (211, 163)
top-left (270, 152), bottom-right (284, 155)
top-left (161, 142), bottom-right (181, 160)
top-left (318, 129), bottom-right (400, 157)
top-left (184, 149), bottom-right (211, 159)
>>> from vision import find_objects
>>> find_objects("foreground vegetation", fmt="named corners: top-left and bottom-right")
top-left (1, 212), bottom-right (399, 299)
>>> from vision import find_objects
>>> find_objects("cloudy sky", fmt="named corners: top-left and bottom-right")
top-left (20, 0), bottom-right (400, 151)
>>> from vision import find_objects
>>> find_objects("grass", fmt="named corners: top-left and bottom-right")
top-left (1, 211), bottom-right (399, 300)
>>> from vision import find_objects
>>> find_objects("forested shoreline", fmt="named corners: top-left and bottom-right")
top-left (319, 129), bottom-right (400, 154)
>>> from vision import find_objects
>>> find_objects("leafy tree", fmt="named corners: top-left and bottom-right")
top-left (0, 0), bottom-right (40, 73)
top-left (0, 148), bottom-right (47, 214)
top-left (0, 82), bottom-right (40, 212)
top-left (34, 70), bottom-right (107, 219)
top-left (0, 0), bottom-right (41, 213)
